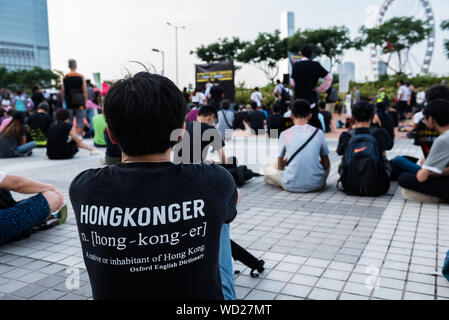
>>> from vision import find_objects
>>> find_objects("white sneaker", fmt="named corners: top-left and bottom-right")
top-left (90, 149), bottom-right (101, 156)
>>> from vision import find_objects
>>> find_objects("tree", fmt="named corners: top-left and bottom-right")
top-left (442, 20), bottom-right (449, 59)
top-left (237, 30), bottom-right (288, 83)
top-left (290, 26), bottom-right (354, 71)
top-left (357, 17), bottom-right (432, 74)
top-left (0, 67), bottom-right (60, 92)
top-left (191, 37), bottom-right (248, 68)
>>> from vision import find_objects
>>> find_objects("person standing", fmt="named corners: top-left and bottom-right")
top-left (85, 80), bottom-right (98, 138)
top-left (61, 59), bottom-right (88, 137)
top-left (209, 80), bottom-right (225, 110)
top-left (396, 80), bottom-right (410, 121)
top-left (217, 100), bottom-right (235, 141)
top-left (250, 87), bottom-right (263, 108)
top-left (290, 45), bottom-right (333, 130)
top-left (353, 87), bottom-right (361, 105)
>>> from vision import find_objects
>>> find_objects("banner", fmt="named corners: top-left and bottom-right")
top-left (93, 73), bottom-right (102, 91)
top-left (195, 61), bottom-right (235, 102)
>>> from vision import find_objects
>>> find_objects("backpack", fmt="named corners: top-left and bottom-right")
top-left (280, 87), bottom-right (291, 107)
top-left (338, 130), bottom-right (390, 196)
top-left (328, 87), bottom-right (338, 103)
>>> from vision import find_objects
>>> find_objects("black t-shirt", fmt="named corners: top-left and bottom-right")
top-left (337, 127), bottom-right (393, 156)
top-left (69, 162), bottom-right (238, 300)
top-left (174, 121), bottom-right (225, 164)
top-left (27, 113), bottom-right (52, 137)
top-left (376, 109), bottom-right (395, 141)
top-left (47, 121), bottom-right (77, 159)
top-left (267, 114), bottom-right (282, 138)
top-left (31, 92), bottom-right (45, 111)
top-left (63, 72), bottom-right (84, 109)
top-left (291, 60), bottom-right (329, 104)
top-left (247, 110), bottom-right (265, 133)
top-left (210, 85), bottom-right (224, 102)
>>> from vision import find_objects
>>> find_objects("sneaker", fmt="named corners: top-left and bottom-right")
top-left (402, 189), bottom-right (442, 203)
top-left (33, 205), bottom-right (68, 231)
top-left (90, 149), bottom-right (101, 156)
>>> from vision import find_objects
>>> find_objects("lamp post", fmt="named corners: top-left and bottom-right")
top-left (152, 48), bottom-right (165, 77)
top-left (167, 22), bottom-right (186, 86)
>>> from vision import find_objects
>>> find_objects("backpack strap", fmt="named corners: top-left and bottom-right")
top-left (286, 128), bottom-right (319, 166)
top-left (220, 110), bottom-right (234, 130)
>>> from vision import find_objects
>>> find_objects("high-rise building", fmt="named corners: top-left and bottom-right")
top-left (378, 61), bottom-right (388, 77)
top-left (280, 11), bottom-right (295, 81)
top-left (0, 0), bottom-right (51, 71)
top-left (337, 62), bottom-right (356, 83)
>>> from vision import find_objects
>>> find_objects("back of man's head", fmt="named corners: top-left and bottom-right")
top-left (254, 87), bottom-right (259, 92)
top-left (273, 104), bottom-right (280, 114)
top-left (300, 45), bottom-right (313, 59)
top-left (318, 101), bottom-right (326, 110)
top-left (292, 99), bottom-right (311, 119)
top-left (426, 85), bottom-right (449, 103)
top-left (398, 80), bottom-right (405, 86)
top-left (250, 102), bottom-right (258, 110)
top-left (68, 59), bottom-right (77, 69)
top-left (214, 79), bottom-right (220, 85)
top-left (55, 108), bottom-right (69, 122)
top-left (352, 101), bottom-right (375, 123)
top-left (198, 105), bottom-right (218, 118)
top-left (423, 99), bottom-right (449, 127)
top-left (37, 102), bottom-right (49, 113)
top-left (221, 99), bottom-right (231, 110)
top-left (104, 72), bottom-right (186, 156)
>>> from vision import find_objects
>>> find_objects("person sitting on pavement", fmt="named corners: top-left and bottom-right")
top-left (399, 99), bottom-right (449, 203)
top-left (26, 102), bottom-right (53, 147)
top-left (92, 108), bottom-right (107, 148)
top-left (0, 111), bottom-right (37, 158)
top-left (337, 101), bottom-right (393, 196)
top-left (246, 102), bottom-right (266, 135)
top-left (264, 99), bottom-right (330, 193)
top-left (47, 108), bottom-right (99, 160)
top-left (0, 171), bottom-right (66, 245)
top-left (69, 72), bottom-right (241, 300)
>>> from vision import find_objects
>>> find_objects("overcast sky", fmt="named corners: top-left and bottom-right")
top-left (47, 0), bottom-right (449, 88)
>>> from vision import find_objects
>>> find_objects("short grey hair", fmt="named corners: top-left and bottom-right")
top-left (68, 59), bottom-right (77, 69)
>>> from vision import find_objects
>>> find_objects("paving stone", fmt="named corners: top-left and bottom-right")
top-left (281, 284), bottom-right (312, 298)
top-left (30, 289), bottom-right (66, 300)
top-left (12, 284), bottom-right (47, 299)
top-left (308, 288), bottom-right (340, 300)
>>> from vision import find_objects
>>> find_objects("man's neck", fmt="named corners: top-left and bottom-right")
top-left (293, 118), bottom-right (308, 126)
top-left (437, 125), bottom-right (449, 135)
top-left (196, 117), bottom-right (210, 125)
top-left (355, 122), bottom-right (371, 129)
top-left (122, 150), bottom-right (171, 164)
top-left (70, 68), bottom-right (77, 73)
top-left (37, 110), bottom-right (46, 114)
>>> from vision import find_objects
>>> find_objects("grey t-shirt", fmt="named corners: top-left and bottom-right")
top-left (279, 124), bottom-right (329, 192)
top-left (217, 110), bottom-right (235, 140)
top-left (423, 130), bottom-right (449, 174)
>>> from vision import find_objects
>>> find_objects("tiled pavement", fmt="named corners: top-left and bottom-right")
top-left (1, 137), bottom-right (449, 300)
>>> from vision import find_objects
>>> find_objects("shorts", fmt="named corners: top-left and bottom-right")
top-left (68, 108), bottom-right (86, 129)
top-left (0, 194), bottom-right (50, 245)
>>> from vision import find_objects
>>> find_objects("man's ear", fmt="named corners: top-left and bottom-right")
top-left (107, 127), bottom-right (118, 145)
top-left (307, 113), bottom-right (313, 121)
top-left (178, 123), bottom-right (186, 142)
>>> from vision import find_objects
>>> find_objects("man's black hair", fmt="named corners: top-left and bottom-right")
top-left (198, 105), bottom-right (218, 118)
top-left (32, 84), bottom-right (40, 92)
top-left (104, 72), bottom-right (186, 156)
top-left (250, 101), bottom-right (258, 110)
top-left (318, 101), bottom-right (326, 110)
top-left (214, 79), bottom-right (220, 84)
top-left (398, 80), bottom-right (405, 85)
top-left (292, 99), bottom-right (311, 118)
top-left (273, 104), bottom-right (280, 114)
top-left (276, 80), bottom-right (281, 84)
top-left (423, 99), bottom-right (449, 127)
top-left (426, 85), bottom-right (449, 103)
top-left (352, 101), bottom-right (375, 123)
top-left (255, 87), bottom-right (259, 91)
top-left (37, 102), bottom-right (50, 113)
top-left (221, 99), bottom-right (231, 110)
top-left (300, 45), bottom-right (313, 59)
top-left (55, 108), bottom-right (69, 121)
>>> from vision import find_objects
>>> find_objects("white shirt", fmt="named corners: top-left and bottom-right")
top-left (0, 171), bottom-right (6, 184)
top-left (345, 94), bottom-right (352, 117)
top-left (204, 83), bottom-right (213, 97)
top-left (398, 85), bottom-right (410, 102)
top-left (250, 91), bottom-right (263, 107)
top-left (417, 91), bottom-right (426, 105)
top-left (274, 84), bottom-right (283, 101)
top-left (413, 111), bottom-right (424, 124)
top-left (192, 92), bottom-right (206, 104)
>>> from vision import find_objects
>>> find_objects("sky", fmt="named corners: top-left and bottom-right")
top-left (47, 0), bottom-right (449, 88)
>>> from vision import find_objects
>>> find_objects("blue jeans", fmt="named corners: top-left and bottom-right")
top-left (14, 141), bottom-right (37, 157)
top-left (86, 108), bottom-right (96, 138)
top-left (220, 224), bottom-right (236, 300)
top-left (391, 156), bottom-right (421, 178)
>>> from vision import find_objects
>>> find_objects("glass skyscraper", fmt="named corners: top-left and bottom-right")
top-left (0, 0), bottom-right (51, 71)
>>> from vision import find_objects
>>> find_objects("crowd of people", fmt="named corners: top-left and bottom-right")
top-left (1, 45), bottom-right (449, 300)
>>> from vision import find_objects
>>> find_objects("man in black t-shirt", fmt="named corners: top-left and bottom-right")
top-left (174, 105), bottom-right (227, 165)
top-left (209, 80), bottom-right (225, 110)
top-left (247, 102), bottom-right (266, 135)
top-left (26, 102), bottom-right (52, 147)
top-left (290, 45), bottom-right (333, 130)
top-left (69, 73), bottom-right (240, 300)
top-left (267, 104), bottom-right (282, 138)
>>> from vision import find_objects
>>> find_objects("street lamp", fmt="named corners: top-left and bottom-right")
top-left (152, 48), bottom-right (165, 77)
top-left (167, 22), bottom-right (186, 87)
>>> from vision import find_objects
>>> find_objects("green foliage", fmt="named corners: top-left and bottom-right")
top-left (442, 20), bottom-right (449, 59)
top-left (0, 67), bottom-right (61, 92)
top-left (357, 17), bottom-right (432, 74)
top-left (291, 26), bottom-right (353, 69)
top-left (237, 30), bottom-right (288, 83)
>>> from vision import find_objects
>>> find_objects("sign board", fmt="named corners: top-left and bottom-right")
top-left (195, 61), bottom-right (235, 102)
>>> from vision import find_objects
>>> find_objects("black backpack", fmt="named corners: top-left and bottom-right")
top-left (338, 130), bottom-right (390, 196)
top-left (280, 88), bottom-right (291, 108)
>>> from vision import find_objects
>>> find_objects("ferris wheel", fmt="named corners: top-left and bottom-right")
top-left (370, 0), bottom-right (436, 79)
